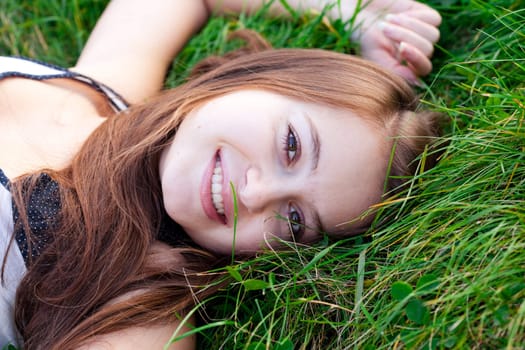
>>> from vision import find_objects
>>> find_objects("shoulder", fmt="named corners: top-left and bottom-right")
top-left (78, 320), bottom-right (195, 350)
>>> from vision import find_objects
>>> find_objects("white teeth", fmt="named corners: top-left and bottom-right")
top-left (211, 159), bottom-right (224, 216)
top-left (211, 183), bottom-right (222, 193)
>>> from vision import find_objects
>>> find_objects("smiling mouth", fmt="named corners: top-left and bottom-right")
top-left (211, 155), bottom-right (225, 216)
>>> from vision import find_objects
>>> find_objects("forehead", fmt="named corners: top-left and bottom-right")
top-left (302, 102), bottom-right (389, 237)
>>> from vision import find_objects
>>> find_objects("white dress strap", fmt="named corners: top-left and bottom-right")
top-left (0, 172), bottom-right (25, 348)
top-left (0, 56), bottom-right (129, 112)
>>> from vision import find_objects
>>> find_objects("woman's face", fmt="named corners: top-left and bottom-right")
top-left (159, 90), bottom-right (389, 254)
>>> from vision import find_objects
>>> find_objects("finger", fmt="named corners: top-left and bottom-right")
top-left (400, 7), bottom-right (442, 26)
top-left (380, 1), bottom-right (442, 26)
top-left (363, 48), bottom-right (418, 83)
top-left (385, 13), bottom-right (440, 44)
top-left (391, 64), bottom-right (420, 84)
top-left (399, 41), bottom-right (433, 76)
top-left (381, 21), bottom-right (434, 57)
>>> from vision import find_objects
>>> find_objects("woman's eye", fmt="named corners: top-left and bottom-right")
top-left (283, 125), bottom-right (299, 163)
top-left (287, 204), bottom-right (305, 240)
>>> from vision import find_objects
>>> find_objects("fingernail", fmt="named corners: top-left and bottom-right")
top-left (399, 42), bottom-right (408, 53)
top-left (385, 14), bottom-right (400, 24)
top-left (411, 78), bottom-right (424, 87)
top-left (378, 21), bottom-right (393, 36)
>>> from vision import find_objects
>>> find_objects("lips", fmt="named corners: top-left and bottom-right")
top-left (200, 151), bottom-right (228, 225)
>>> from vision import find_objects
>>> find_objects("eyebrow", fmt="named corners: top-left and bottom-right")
top-left (303, 112), bottom-right (324, 235)
top-left (304, 113), bottom-right (321, 171)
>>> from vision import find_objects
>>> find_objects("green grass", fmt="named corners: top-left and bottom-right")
top-left (2, 0), bottom-right (524, 349)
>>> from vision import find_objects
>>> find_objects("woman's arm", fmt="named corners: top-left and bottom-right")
top-left (73, 0), bottom-right (210, 104)
top-left (74, 0), bottom-right (440, 104)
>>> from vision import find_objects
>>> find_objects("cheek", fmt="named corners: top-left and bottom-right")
top-left (221, 120), bottom-right (269, 145)
top-left (200, 108), bottom-right (275, 142)
top-left (234, 215), bottom-right (286, 251)
top-left (161, 187), bottom-right (185, 230)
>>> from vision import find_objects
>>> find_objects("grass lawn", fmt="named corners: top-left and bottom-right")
top-left (2, 0), bottom-right (524, 349)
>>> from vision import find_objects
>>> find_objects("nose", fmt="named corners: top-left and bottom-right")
top-left (239, 166), bottom-right (287, 213)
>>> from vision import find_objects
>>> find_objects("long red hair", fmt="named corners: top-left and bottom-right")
top-left (12, 42), bottom-right (441, 349)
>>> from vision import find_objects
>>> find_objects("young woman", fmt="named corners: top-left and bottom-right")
top-left (0, 0), bottom-right (442, 348)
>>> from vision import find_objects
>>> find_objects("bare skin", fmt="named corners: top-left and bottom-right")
top-left (0, 78), bottom-right (107, 178)
top-left (0, 0), bottom-right (441, 348)
top-left (78, 321), bottom-right (195, 350)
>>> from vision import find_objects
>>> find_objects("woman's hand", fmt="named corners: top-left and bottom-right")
top-left (205, 0), bottom-right (441, 83)
top-left (346, 0), bottom-right (442, 84)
